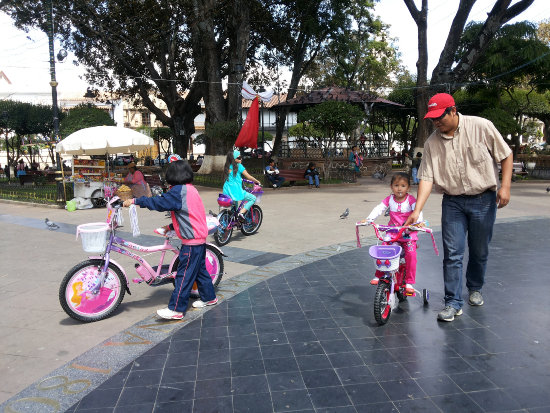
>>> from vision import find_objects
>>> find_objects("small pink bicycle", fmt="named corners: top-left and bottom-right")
top-left (59, 197), bottom-right (225, 322)
top-left (356, 222), bottom-right (439, 325)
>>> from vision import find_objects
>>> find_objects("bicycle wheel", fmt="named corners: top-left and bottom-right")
top-left (214, 210), bottom-right (233, 246)
top-left (240, 205), bottom-right (263, 236)
top-left (59, 259), bottom-right (125, 322)
top-left (190, 244), bottom-right (225, 298)
top-left (374, 281), bottom-right (392, 325)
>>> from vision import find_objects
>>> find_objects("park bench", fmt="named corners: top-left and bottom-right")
top-left (144, 173), bottom-right (167, 192)
top-left (498, 161), bottom-right (527, 181)
top-left (265, 169), bottom-right (308, 187)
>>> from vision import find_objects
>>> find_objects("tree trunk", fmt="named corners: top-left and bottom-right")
top-left (197, 155), bottom-right (226, 175)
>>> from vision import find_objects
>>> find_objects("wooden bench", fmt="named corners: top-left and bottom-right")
top-left (144, 174), bottom-right (167, 192)
top-left (498, 161), bottom-right (527, 181)
top-left (267, 169), bottom-right (308, 186)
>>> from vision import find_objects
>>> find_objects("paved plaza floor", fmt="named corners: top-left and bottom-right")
top-left (1, 178), bottom-right (549, 412)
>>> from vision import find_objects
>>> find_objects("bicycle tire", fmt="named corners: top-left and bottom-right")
top-left (189, 244), bottom-right (225, 298)
top-left (374, 281), bottom-right (392, 325)
top-left (240, 205), bottom-right (263, 236)
top-left (59, 259), bottom-right (125, 322)
top-left (214, 210), bottom-right (233, 246)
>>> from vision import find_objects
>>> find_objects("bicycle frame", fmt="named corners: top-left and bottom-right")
top-left (88, 203), bottom-right (180, 294)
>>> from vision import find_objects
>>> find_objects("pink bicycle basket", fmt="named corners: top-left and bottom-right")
top-left (217, 194), bottom-right (233, 207)
top-left (369, 245), bottom-right (402, 271)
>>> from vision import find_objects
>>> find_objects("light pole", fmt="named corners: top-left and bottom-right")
top-left (258, 86), bottom-right (266, 170)
top-left (47, 0), bottom-right (66, 205)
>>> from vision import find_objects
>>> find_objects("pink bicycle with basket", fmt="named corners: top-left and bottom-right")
top-left (213, 179), bottom-right (264, 246)
top-left (356, 222), bottom-right (439, 325)
top-left (59, 197), bottom-right (225, 322)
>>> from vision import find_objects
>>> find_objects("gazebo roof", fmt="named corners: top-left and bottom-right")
top-left (273, 86), bottom-right (403, 110)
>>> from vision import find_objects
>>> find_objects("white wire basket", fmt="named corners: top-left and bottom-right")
top-left (76, 222), bottom-right (109, 253)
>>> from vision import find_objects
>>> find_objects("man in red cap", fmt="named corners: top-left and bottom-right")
top-left (405, 93), bottom-right (513, 322)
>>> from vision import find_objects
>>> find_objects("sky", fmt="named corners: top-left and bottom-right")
top-left (0, 0), bottom-right (549, 102)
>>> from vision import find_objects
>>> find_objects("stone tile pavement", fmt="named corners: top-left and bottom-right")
top-left (1, 178), bottom-right (549, 412)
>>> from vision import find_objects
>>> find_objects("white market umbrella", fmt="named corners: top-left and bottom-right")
top-left (56, 126), bottom-right (154, 155)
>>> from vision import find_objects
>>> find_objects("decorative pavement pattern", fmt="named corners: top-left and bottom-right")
top-left (2, 217), bottom-right (550, 413)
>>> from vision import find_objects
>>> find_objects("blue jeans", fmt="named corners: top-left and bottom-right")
top-left (267, 174), bottom-right (285, 188)
top-left (307, 175), bottom-right (320, 186)
top-left (411, 167), bottom-right (418, 184)
top-left (441, 190), bottom-right (496, 309)
top-left (170, 244), bottom-right (216, 312)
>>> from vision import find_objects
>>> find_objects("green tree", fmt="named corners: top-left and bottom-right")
top-left (0, 100), bottom-right (58, 168)
top-left (309, 1), bottom-right (400, 91)
top-left (59, 104), bottom-right (115, 137)
top-left (298, 101), bottom-right (365, 151)
top-left (0, 0), bottom-right (255, 159)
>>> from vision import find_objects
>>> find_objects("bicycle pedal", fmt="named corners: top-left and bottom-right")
top-left (405, 290), bottom-right (416, 296)
top-left (132, 278), bottom-right (144, 284)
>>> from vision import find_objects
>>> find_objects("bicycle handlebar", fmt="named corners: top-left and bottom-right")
top-left (355, 221), bottom-right (439, 255)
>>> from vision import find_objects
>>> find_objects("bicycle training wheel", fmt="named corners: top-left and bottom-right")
top-left (422, 288), bottom-right (429, 305)
top-left (190, 244), bottom-right (225, 298)
top-left (214, 210), bottom-right (233, 246)
top-left (240, 205), bottom-right (263, 236)
top-left (374, 281), bottom-right (392, 325)
top-left (59, 259), bottom-right (126, 322)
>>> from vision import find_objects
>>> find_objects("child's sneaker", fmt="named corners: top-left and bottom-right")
top-left (157, 307), bottom-right (183, 320)
top-left (405, 284), bottom-right (415, 296)
top-left (370, 277), bottom-right (379, 285)
top-left (237, 212), bottom-right (246, 223)
top-left (192, 297), bottom-right (219, 308)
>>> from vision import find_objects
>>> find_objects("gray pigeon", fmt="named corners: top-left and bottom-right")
top-left (340, 208), bottom-right (349, 219)
top-left (45, 218), bottom-right (59, 230)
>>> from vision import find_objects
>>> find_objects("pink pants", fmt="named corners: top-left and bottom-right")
top-left (375, 239), bottom-right (417, 284)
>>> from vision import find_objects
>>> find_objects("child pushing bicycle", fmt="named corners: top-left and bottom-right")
top-left (123, 159), bottom-right (218, 320)
top-left (362, 172), bottom-right (424, 295)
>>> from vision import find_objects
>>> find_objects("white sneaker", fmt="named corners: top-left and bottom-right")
top-left (156, 307), bottom-right (183, 319)
top-left (192, 298), bottom-right (219, 308)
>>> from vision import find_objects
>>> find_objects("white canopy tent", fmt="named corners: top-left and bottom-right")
top-left (56, 126), bottom-right (154, 155)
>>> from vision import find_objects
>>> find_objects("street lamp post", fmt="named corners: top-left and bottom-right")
top-left (47, 0), bottom-right (65, 205)
top-left (258, 86), bottom-right (266, 171)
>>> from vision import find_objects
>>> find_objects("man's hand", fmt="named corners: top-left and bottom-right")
top-left (496, 186), bottom-right (511, 208)
top-left (404, 210), bottom-right (420, 226)
top-left (123, 199), bottom-right (134, 207)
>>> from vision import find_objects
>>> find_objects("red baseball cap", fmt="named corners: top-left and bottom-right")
top-left (424, 93), bottom-right (455, 119)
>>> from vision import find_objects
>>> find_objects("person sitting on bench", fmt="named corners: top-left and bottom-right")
top-left (265, 159), bottom-right (285, 188)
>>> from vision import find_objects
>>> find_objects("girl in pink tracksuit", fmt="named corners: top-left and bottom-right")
top-left (365, 172), bottom-right (424, 295)
top-left (124, 160), bottom-right (217, 320)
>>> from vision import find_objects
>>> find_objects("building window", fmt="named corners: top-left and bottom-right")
top-left (141, 111), bottom-right (151, 126)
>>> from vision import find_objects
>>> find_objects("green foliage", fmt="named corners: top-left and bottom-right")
top-left (59, 104), bottom-right (115, 137)
top-left (298, 101), bottom-right (364, 140)
top-left (309, 1), bottom-right (399, 90)
top-left (204, 121), bottom-right (240, 144)
top-left (479, 107), bottom-right (520, 137)
top-left (289, 122), bottom-right (324, 140)
top-left (0, 99), bottom-right (55, 136)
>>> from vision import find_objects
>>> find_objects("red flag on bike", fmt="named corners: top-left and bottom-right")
top-left (234, 96), bottom-right (259, 149)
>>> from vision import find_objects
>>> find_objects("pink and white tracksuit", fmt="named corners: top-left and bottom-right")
top-left (367, 194), bottom-right (424, 284)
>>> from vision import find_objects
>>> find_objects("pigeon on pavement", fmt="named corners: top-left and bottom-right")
top-left (45, 218), bottom-right (60, 230)
top-left (340, 208), bottom-right (349, 219)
